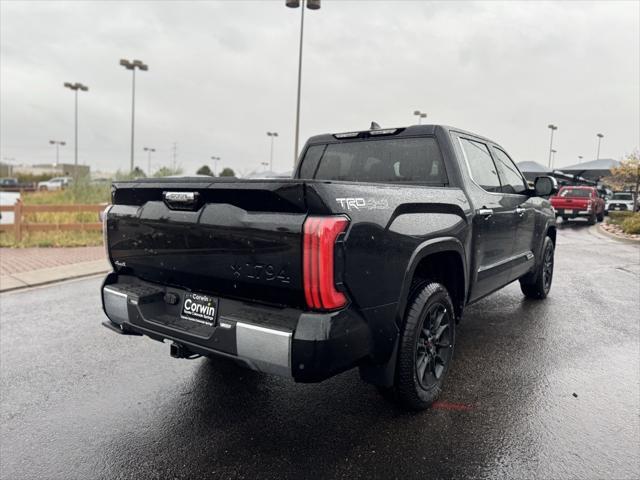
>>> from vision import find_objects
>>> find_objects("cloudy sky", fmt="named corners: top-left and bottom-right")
top-left (1, 0), bottom-right (638, 176)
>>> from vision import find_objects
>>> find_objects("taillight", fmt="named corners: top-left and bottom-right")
top-left (303, 216), bottom-right (349, 311)
top-left (102, 204), bottom-right (112, 261)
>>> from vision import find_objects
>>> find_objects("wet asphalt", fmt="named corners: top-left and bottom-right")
top-left (1, 224), bottom-right (639, 480)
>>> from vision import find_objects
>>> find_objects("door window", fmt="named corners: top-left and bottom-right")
top-left (459, 138), bottom-right (501, 193)
top-left (491, 147), bottom-right (528, 194)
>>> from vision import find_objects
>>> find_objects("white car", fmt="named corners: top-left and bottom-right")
top-left (605, 192), bottom-right (637, 213)
top-left (37, 176), bottom-right (72, 191)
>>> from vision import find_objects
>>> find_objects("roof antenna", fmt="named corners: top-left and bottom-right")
top-left (370, 121), bottom-right (381, 130)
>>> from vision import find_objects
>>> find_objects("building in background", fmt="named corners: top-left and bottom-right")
top-left (517, 161), bottom-right (552, 182)
top-left (0, 161), bottom-right (13, 177)
top-left (556, 158), bottom-right (621, 182)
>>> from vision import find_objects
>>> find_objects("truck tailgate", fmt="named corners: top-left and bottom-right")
top-left (107, 180), bottom-right (312, 308)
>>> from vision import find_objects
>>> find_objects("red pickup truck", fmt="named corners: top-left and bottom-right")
top-left (550, 186), bottom-right (605, 224)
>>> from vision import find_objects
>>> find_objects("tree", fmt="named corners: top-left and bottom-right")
top-left (219, 167), bottom-right (235, 177)
top-left (196, 165), bottom-right (213, 176)
top-left (114, 167), bottom-right (146, 181)
top-left (152, 166), bottom-right (184, 178)
top-left (603, 150), bottom-right (640, 211)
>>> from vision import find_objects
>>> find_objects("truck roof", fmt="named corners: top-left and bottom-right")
top-left (305, 124), bottom-right (495, 145)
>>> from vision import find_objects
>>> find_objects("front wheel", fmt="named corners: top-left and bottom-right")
top-left (391, 282), bottom-right (455, 410)
top-left (520, 236), bottom-right (554, 299)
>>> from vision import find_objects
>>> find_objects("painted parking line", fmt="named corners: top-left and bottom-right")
top-left (432, 401), bottom-right (473, 411)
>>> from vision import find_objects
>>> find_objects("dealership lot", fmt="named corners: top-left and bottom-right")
top-left (1, 225), bottom-right (638, 480)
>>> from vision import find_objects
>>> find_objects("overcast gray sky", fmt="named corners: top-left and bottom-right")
top-left (1, 0), bottom-right (638, 176)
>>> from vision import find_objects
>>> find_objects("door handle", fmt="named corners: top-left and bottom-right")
top-left (477, 208), bottom-right (493, 219)
top-left (515, 207), bottom-right (526, 217)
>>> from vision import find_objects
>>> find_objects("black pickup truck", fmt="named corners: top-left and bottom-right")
top-left (101, 124), bottom-right (558, 409)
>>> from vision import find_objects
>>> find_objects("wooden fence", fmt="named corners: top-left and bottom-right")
top-left (0, 202), bottom-right (106, 242)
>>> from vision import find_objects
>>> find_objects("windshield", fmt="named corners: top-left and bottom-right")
top-left (612, 193), bottom-right (633, 200)
top-left (560, 188), bottom-right (591, 198)
top-left (298, 137), bottom-right (447, 185)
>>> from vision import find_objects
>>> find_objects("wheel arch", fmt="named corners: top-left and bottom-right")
top-left (397, 237), bottom-right (467, 324)
top-left (359, 237), bottom-right (467, 388)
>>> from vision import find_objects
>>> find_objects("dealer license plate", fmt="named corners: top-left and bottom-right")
top-left (180, 292), bottom-right (218, 326)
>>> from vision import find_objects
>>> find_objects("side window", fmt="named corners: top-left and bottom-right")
top-left (298, 145), bottom-right (325, 179)
top-left (459, 138), bottom-right (501, 193)
top-left (491, 147), bottom-right (528, 194)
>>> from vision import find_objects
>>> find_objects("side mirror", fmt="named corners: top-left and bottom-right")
top-left (533, 176), bottom-right (558, 197)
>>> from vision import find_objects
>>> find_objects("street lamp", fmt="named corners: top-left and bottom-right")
top-left (266, 132), bottom-right (279, 171)
top-left (596, 133), bottom-right (604, 160)
top-left (551, 149), bottom-right (557, 169)
top-left (120, 58), bottom-right (149, 173)
top-left (211, 156), bottom-right (220, 176)
top-left (143, 147), bottom-right (155, 176)
top-left (49, 140), bottom-right (66, 167)
top-left (63, 82), bottom-right (89, 180)
top-left (413, 110), bottom-right (427, 125)
top-left (286, 0), bottom-right (321, 167)
top-left (547, 124), bottom-right (558, 168)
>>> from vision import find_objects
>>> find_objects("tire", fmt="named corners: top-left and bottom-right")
top-left (597, 211), bottom-right (604, 222)
top-left (520, 236), bottom-right (554, 299)
top-left (560, 216), bottom-right (568, 223)
top-left (391, 282), bottom-right (455, 410)
top-left (587, 212), bottom-right (596, 225)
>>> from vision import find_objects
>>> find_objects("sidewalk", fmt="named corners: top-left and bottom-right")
top-left (0, 246), bottom-right (110, 292)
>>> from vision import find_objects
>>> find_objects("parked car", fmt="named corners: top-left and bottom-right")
top-left (37, 176), bottom-right (72, 191)
top-left (550, 186), bottom-right (605, 224)
top-left (0, 177), bottom-right (19, 188)
top-left (101, 124), bottom-right (558, 410)
top-left (606, 192), bottom-right (637, 213)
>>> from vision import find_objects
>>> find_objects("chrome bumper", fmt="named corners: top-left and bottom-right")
top-left (102, 286), bottom-right (292, 377)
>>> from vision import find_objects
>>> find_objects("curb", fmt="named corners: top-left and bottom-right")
top-left (596, 223), bottom-right (640, 245)
top-left (0, 259), bottom-right (111, 293)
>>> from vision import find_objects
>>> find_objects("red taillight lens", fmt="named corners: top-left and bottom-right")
top-left (303, 216), bottom-right (349, 311)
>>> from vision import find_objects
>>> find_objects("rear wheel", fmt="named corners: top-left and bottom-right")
top-left (597, 211), bottom-right (604, 222)
top-left (587, 212), bottom-right (597, 225)
top-left (520, 236), bottom-right (554, 299)
top-left (390, 282), bottom-right (455, 410)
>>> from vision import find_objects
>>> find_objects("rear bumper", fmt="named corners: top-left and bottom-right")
top-left (101, 273), bottom-right (371, 382)
top-left (555, 208), bottom-right (593, 218)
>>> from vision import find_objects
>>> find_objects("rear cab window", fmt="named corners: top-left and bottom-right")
top-left (298, 137), bottom-right (448, 185)
top-left (559, 188), bottom-right (592, 198)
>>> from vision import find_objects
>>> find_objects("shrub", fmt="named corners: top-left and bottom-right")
top-left (621, 214), bottom-right (640, 235)
top-left (608, 211), bottom-right (635, 225)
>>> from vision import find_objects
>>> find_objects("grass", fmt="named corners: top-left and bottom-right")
top-left (0, 231), bottom-right (103, 248)
top-left (607, 211), bottom-right (640, 235)
top-left (1, 183), bottom-right (110, 248)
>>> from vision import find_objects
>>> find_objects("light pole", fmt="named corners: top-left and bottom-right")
top-left (266, 132), bottom-right (279, 171)
top-left (286, 0), bottom-right (321, 167)
top-left (547, 124), bottom-right (558, 168)
top-left (413, 110), bottom-right (427, 124)
top-left (211, 156), bottom-right (220, 176)
top-left (551, 149), bottom-right (557, 169)
top-left (49, 140), bottom-right (66, 167)
top-left (120, 58), bottom-right (149, 173)
top-left (63, 82), bottom-right (89, 180)
top-left (143, 147), bottom-right (155, 176)
top-left (596, 133), bottom-right (604, 160)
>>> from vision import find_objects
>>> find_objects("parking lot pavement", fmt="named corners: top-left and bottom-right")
top-left (1, 225), bottom-right (638, 480)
